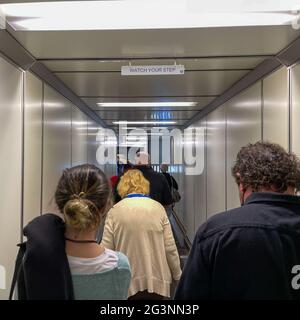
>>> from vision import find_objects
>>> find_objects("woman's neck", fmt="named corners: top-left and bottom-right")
top-left (65, 228), bottom-right (104, 258)
top-left (65, 228), bottom-right (97, 241)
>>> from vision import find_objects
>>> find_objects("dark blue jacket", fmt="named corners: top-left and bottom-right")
top-left (175, 192), bottom-right (300, 300)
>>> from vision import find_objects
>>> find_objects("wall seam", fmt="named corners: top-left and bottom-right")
top-left (225, 105), bottom-right (228, 211)
top-left (194, 155), bottom-right (196, 236)
top-left (205, 118), bottom-right (208, 221)
top-left (71, 106), bottom-right (73, 167)
top-left (87, 121), bottom-right (89, 163)
top-left (20, 71), bottom-right (25, 243)
top-left (288, 68), bottom-right (292, 153)
top-left (261, 80), bottom-right (264, 141)
top-left (40, 82), bottom-right (45, 215)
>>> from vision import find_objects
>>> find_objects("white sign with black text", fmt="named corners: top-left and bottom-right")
top-left (121, 64), bottom-right (185, 76)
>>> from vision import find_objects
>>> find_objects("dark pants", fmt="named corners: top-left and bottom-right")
top-left (128, 290), bottom-right (167, 300)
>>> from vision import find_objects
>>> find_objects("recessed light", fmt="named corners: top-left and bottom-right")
top-left (1, 1), bottom-right (298, 31)
top-left (97, 102), bottom-right (197, 107)
top-left (113, 121), bottom-right (177, 125)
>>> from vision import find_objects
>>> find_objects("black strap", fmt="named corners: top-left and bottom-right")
top-left (170, 174), bottom-right (174, 189)
top-left (65, 237), bottom-right (97, 244)
top-left (9, 242), bottom-right (26, 300)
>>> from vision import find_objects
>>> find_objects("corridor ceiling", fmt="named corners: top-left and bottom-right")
top-left (3, 1), bottom-right (300, 129)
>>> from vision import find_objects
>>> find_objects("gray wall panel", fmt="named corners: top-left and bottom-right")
top-left (263, 68), bottom-right (289, 148)
top-left (193, 119), bottom-right (207, 232)
top-left (291, 64), bottom-right (300, 157)
top-left (226, 83), bottom-right (262, 210)
top-left (42, 85), bottom-right (72, 213)
top-left (206, 106), bottom-right (226, 218)
top-left (0, 56), bottom-right (22, 299)
top-left (23, 72), bottom-right (43, 227)
top-left (87, 120), bottom-right (101, 167)
top-left (72, 106), bottom-right (88, 166)
top-left (182, 174), bottom-right (195, 241)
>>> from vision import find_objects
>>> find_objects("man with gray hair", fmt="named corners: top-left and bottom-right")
top-left (134, 152), bottom-right (173, 207)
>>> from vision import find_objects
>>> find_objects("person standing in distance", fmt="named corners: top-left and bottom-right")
top-left (134, 152), bottom-right (173, 207)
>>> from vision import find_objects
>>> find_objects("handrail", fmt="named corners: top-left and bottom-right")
top-left (171, 208), bottom-right (187, 234)
top-left (171, 207), bottom-right (192, 251)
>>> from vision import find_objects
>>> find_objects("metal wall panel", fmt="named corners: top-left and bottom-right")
top-left (291, 64), bottom-right (300, 157)
top-left (180, 123), bottom-right (196, 241)
top-left (193, 119), bottom-right (207, 232)
top-left (87, 120), bottom-right (101, 167)
top-left (42, 85), bottom-right (72, 213)
top-left (0, 56), bottom-right (22, 299)
top-left (206, 106), bottom-right (226, 218)
top-left (72, 106), bottom-right (88, 166)
top-left (23, 72), bottom-right (43, 227)
top-left (182, 174), bottom-right (195, 241)
top-left (176, 119), bottom-right (207, 241)
top-left (171, 166), bottom-right (184, 221)
top-left (226, 82), bottom-right (262, 210)
top-left (87, 120), bottom-right (117, 178)
top-left (263, 67), bottom-right (289, 148)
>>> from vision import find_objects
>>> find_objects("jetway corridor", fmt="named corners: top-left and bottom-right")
top-left (1, 0), bottom-right (300, 302)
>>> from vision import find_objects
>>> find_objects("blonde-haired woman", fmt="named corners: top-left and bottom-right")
top-left (101, 169), bottom-right (182, 299)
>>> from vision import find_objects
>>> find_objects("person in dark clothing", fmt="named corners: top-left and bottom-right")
top-left (134, 152), bottom-right (173, 206)
top-left (160, 163), bottom-right (178, 191)
top-left (175, 141), bottom-right (300, 300)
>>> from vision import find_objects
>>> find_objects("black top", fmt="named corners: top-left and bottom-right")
top-left (162, 172), bottom-right (178, 190)
top-left (23, 214), bottom-right (74, 300)
top-left (175, 192), bottom-right (300, 300)
top-left (135, 165), bottom-right (173, 206)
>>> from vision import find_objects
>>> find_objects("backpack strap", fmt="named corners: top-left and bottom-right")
top-left (9, 242), bottom-right (26, 300)
top-left (170, 174), bottom-right (175, 205)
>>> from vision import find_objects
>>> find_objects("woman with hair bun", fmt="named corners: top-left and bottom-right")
top-left (18, 164), bottom-right (130, 300)
top-left (54, 164), bottom-right (131, 300)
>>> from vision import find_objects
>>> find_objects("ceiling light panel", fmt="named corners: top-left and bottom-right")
top-left (1, 0), bottom-right (299, 31)
top-left (113, 121), bottom-right (177, 125)
top-left (97, 102), bottom-right (197, 107)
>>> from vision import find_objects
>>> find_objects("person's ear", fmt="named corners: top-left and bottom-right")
top-left (239, 182), bottom-right (246, 193)
top-left (236, 173), bottom-right (245, 192)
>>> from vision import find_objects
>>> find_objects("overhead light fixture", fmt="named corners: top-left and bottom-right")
top-left (97, 102), bottom-right (197, 107)
top-left (113, 121), bottom-right (177, 125)
top-left (72, 121), bottom-right (88, 126)
top-left (118, 127), bottom-right (170, 130)
top-left (1, 1), bottom-right (299, 31)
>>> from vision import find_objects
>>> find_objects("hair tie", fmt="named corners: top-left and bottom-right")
top-left (71, 192), bottom-right (85, 200)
